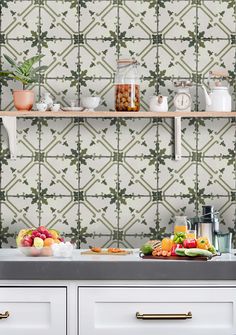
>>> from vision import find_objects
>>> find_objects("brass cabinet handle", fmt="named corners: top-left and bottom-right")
top-left (136, 311), bottom-right (192, 320)
top-left (0, 311), bottom-right (10, 320)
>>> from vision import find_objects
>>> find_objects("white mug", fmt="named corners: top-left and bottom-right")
top-left (51, 103), bottom-right (60, 112)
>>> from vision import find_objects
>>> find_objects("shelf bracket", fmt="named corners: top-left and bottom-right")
top-left (174, 116), bottom-right (181, 160)
top-left (2, 116), bottom-right (17, 160)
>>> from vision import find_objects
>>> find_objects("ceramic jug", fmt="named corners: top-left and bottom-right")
top-left (202, 86), bottom-right (232, 112)
top-left (41, 92), bottom-right (53, 110)
top-left (149, 95), bottom-right (168, 112)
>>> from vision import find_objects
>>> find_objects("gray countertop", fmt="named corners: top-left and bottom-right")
top-left (0, 249), bottom-right (236, 281)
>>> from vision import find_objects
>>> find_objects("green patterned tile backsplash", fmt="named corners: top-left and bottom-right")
top-left (0, 0), bottom-right (235, 248)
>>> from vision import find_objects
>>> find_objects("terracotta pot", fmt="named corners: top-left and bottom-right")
top-left (13, 90), bottom-right (34, 111)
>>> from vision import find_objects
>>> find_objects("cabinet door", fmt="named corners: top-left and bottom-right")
top-left (0, 287), bottom-right (66, 335)
top-left (79, 287), bottom-right (236, 335)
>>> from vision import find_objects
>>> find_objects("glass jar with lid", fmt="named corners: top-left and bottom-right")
top-left (115, 58), bottom-right (140, 111)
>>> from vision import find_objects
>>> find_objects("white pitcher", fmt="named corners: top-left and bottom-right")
top-left (149, 95), bottom-right (168, 112)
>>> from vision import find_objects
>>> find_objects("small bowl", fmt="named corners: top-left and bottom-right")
top-left (81, 96), bottom-right (100, 111)
top-left (51, 103), bottom-right (60, 112)
top-left (18, 246), bottom-right (53, 257)
top-left (36, 103), bottom-right (47, 112)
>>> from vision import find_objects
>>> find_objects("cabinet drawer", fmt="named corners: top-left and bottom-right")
top-left (79, 287), bottom-right (236, 335)
top-left (0, 287), bottom-right (66, 335)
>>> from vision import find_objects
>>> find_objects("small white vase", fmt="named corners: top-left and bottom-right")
top-left (41, 92), bottom-right (53, 110)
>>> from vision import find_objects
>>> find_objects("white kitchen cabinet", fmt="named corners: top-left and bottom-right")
top-left (78, 286), bottom-right (236, 335)
top-left (0, 287), bottom-right (66, 335)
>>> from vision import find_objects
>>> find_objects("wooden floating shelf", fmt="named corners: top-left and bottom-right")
top-left (0, 111), bottom-right (235, 118)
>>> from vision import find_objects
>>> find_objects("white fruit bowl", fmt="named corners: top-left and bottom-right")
top-left (18, 246), bottom-right (53, 257)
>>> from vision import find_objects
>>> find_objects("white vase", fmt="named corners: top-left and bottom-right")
top-left (41, 92), bottom-right (53, 110)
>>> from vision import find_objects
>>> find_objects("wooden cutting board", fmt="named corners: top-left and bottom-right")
top-left (140, 254), bottom-right (218, 261)
top-left (81, 250), bottom-right (132, 256)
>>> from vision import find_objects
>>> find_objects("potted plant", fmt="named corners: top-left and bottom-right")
top-left (0, 54), bottom-right (48, 111)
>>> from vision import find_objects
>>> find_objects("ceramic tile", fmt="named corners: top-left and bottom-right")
top-left (79, 39), bottom-right (116, 78)
top-left (197, 118), bottom-right (236, 156)
top-left (199, 1), bottom-right (236, 39)
top-left (119, 0), bottom-right (157, 39)
top-left (119, 157), bottom-right (158, 195)
top-left (78, 196), bottom-right (118, 247)
top-left (198, 157), bottom-right (236, 196)
top-left (158, 0), bottom-right (197, 39)
top-left (122, 201), bottom-right (158, 248)
top-left (40, 118), bottom-right (79, 157)
top-left (158, 158), bottom-right (197, 197)
top-left (1, 1), bottom-right (39, 39)
top-left (80, 157), bottom-right (118, 196)
top-left (1, 196), bottom-right (40, 233)
top-left (40, 1), bottom-right (79, 39)
top-left (79, 118), bottom-right (118, 156)
top-left (40, 157), bottom-right (79, 196)
top-left (158, 39), bottom-right (197, 78)
top-left (39, 196), bottom-right (79, 233)
top-left (1, 158), bottom-right (39, 196)
top-left (118, 118), bottom-right (157, 156)
top-left (42, 40), bottom-right (79, 79)
top-left (79, 1), bottom-right (118, 39)
top-left (119, 39), bottom-right (157, 78)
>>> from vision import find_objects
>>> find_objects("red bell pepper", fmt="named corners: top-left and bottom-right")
top-left (183, 238), bottom-right (197, 249)
top-left (171, 243), bottom-right (183, 256)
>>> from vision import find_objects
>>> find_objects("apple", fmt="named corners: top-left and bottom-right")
top-left (40, 234), bottom-right (46, 240)
top-left (21, 236), bottom-right (33, 247)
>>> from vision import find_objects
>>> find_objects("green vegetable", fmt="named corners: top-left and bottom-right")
top-left (173, 232), bottom-right (187, 244)
top-left (208, 245), bottom-right (216, 254)
top-left (184, 248), bottom-right (212, 258)
top-left (140, 244), bottom-right (153, 255)
top-left (175, 248), bottom-right (186, 256)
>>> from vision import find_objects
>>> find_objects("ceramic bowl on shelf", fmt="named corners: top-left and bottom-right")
top-left (81, 96), bottom-right (100, 111)
top-left (18, 246), bottom-right (53, 257)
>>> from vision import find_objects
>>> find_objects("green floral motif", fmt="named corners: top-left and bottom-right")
top-left (0, 224), bottom-right (13, 248)
top-left (66, 227), bottom-right (92, 247)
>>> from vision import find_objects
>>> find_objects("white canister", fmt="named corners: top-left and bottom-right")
top-left (149, 95), bottom-right (168, 112)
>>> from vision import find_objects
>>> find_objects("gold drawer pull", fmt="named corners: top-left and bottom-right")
top-left (136, 311), bottom-right (192, 320)
top-left (0, 311), bottom-right (10, 320)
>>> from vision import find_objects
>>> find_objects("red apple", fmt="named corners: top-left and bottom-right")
top-left (40, 234), bottom-right (46, 240)
top-left (21, 236), bottom-right (33, 247)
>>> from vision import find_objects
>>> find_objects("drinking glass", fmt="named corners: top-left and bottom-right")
top-left (187, 230), bottom-right (196, 239)
top-left (217, 233), bottom-right (232, 253)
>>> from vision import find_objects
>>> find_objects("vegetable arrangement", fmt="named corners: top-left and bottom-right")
top-left (140, 233), bottom-right (216, 259)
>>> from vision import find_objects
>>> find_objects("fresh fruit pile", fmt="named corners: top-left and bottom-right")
top-left (140, 233), bottom-right (216, 259)
top-left (17, 226), bottom-right (64, 249)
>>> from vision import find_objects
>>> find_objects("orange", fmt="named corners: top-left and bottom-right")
top-left (161, 238), bottom-right (173, 252)
top-left (43, 238), bottom-right (55, 247)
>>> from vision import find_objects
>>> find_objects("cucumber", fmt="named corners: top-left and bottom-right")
top-left (175, 248), bottom-right (186, 256)
top-left (184, 248), bottom-right (212, 258)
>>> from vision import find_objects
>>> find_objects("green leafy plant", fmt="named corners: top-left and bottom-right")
top-left (0, 54), bottom-right (48, 89)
